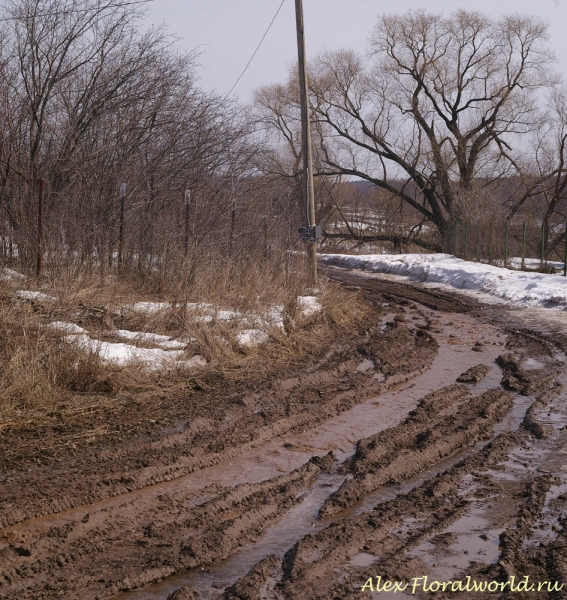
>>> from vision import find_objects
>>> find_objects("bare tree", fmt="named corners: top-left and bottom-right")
top-left (257, 10), bottom-right (557, 239)
top-left (0, 0), bottom-right (262, 278)
top-left (506, 87), bottom-right (567, 255)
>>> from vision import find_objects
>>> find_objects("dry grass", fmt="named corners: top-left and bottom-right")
top-left (0, 255), bottom-right (371, 453)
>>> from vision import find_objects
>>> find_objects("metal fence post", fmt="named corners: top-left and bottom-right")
top-left (489, 221), bottom-right (493, 264)
top-left (464, 221), bottom-right (468, 260)
top-left (504, 221), bottom-right (509, 267)
top-left (36, 178), bottom-right (45, 278)
top-left (540, 222), bottom-right (545, 266)
top-left (455, 220), bottom-right (459, 256)
top-left (521, 223), bottom-right (526, 270)
top-left (184, 189), bottom-right (191, 258)
top-left (118, 183), bottom-right (126, 278)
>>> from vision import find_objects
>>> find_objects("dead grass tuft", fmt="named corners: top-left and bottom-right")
top-left (0, 256), bottom-right (372, 465)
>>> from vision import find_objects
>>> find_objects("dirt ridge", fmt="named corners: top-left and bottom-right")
top-left (320, 387), bottom-right (513, 517)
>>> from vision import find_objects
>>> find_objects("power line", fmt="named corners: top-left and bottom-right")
top-left (224, 0), bottom-right (285, 99)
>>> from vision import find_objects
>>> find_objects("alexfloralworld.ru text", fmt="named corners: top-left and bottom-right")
top-left (361, 575), bottom-right (564, 594)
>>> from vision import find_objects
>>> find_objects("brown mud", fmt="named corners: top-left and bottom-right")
top-left (2, 265), bottom-right (567, 599)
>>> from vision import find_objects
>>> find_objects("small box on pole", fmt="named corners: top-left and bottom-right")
top-left (299, 225), bottom-right (322, 242)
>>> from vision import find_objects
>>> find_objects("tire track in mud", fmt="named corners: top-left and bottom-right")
top-left (0, 454), bottom-right (335, 599)
top-left (0, 317), bottom-right (438, 530)
top-left (260, 434), bottom-right (523, 600)
top-left (321, 266), bottom-right (475, 314)
top-left (116, 356), bottom-right (513, 599)
top-left (4, 270), bottom-right (566, 600)
top-left (319, 386), bottom-right (513, 517)
top-left (216, 278), bottom-right (567, 600)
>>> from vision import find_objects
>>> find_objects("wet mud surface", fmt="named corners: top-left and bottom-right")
top-left (3, 265), bottom-right (567, 598)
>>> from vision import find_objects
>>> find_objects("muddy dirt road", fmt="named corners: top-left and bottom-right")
top-left (2, 266), bottom-right (567, 599)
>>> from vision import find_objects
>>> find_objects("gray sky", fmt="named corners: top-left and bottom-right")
top-left (144, 0), bottom-right (567, 102)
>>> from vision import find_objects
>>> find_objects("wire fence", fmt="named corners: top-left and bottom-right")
top-left (443, 221), bottom-right (567, 275)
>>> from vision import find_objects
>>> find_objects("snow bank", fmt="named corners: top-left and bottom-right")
top-left (320, 253), bottom-right (567, 309)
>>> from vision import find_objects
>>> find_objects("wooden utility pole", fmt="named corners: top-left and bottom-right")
top-left (295, 0), bottom-right (318, 285)
top-left (36, 178), bottom-right (45, 278)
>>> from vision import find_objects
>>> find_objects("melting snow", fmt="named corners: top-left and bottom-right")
top-left (46, 294), bottom-right (321, 368)
top-left (507, 257), bottom-right (564, 270)
top-left (236, 329), bottom-right (270, 348)
top-left (320, 253), bottom-right (567, 309)
top-left (113, 329), bottom-right (186, 349)
top-left (128, 301), bottom-right (170, 314)
top-left (65, 334), bottom-right (185, 369)
top-left (1, 268), bottom-right (25, 281)
top-left (176, 355), bottom-right (207, 369)
top-left (16, 290), bottom-right (57, 302)
top-left (298, 296), bottom-right (322, 316)
top-left (47, 321), bottom-right (88, 335)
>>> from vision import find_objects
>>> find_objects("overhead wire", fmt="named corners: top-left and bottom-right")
top-left (224, 0), bottom-right (285, 99)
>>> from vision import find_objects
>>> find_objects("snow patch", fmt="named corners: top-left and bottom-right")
top-left (65, 334), bottom-right (185, 369)
top-left (507, 257), bottom-right (564, 270)
top-left (16, 290), bottom-right (57, 302)
top-left (176, 355), bottom-right (207, 369)
top-left (236, 329), bottom-right (270, 348)
top-left (47, 321), bottom-right (88, 335)
top-left (128, 301), bottom-right (170, 314)
top-left (1, 268), bottom-right (26, 281)
top-left (157, 339), bottom-right (188, 350)
top-left (112, 329), bottom-right (186, 349)
top-left (298, 296), bottom-right (322, 316)
top-left (320, 253), bottom-right (567, 309)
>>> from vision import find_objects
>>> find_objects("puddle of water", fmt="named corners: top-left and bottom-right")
top-left (523, 357), bottom-right (547, 371)
top-left (493, 395), bottom-right (533, 437)
top-left (349, 552), bottom-right (378, 567)
top-left (523, 478), bottom-right (567, 549)
top-left (463, 367), bottom-right (502, 396)
top-left (409, 495), bottom-right (503, 583)
top-left (536, 411), bottom-right (566, 429)
top-left (1, 314), bottom-right (504, 551)
top-left (113, 473), bottom-right (344, 600)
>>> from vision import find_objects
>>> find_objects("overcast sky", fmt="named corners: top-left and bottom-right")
top-left (144, 0), bottom-right (567, 103)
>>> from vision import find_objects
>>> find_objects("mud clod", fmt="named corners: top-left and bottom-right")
top-left (320, 387), bottom-right (512, 517)
top-left (167, 587), bottom-right (199, 600)
top-left (4, 270), bottom-right (567, 599)
top-left (457, 364), bottom-right (492, 383)
top-left (224, 554), bottom-right (281, 599)
top-left (497, 353), bottom-right (530, 392)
